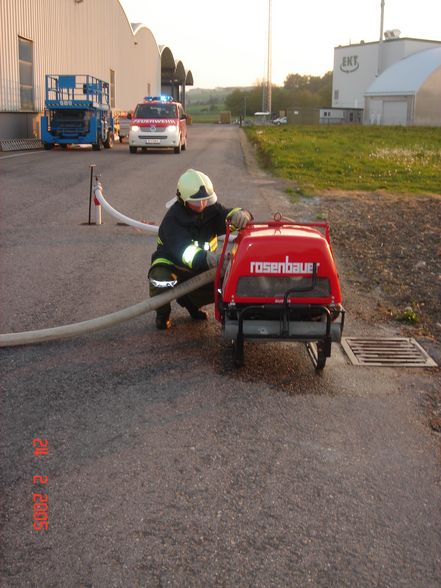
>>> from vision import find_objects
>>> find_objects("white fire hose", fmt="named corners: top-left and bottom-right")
top-left (0, 268), bottom-right (216, 347)
top-left (0, 182), bottom-right (217, 348)
top-left (93, 182), bottom-right (159, 234)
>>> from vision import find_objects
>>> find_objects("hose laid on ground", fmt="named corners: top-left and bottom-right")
top-left (93, 182), bottom-right (159, 234)
top-left (0, 268), bottom-right (216, 348)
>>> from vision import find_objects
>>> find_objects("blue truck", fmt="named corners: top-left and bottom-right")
top-left (40, 74), bottom-right (115, 150)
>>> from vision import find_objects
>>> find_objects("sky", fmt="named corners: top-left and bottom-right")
top-left (119, 0), bottom-right (441, 89)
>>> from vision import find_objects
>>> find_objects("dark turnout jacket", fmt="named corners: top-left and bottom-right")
top-left (150, 200), bottom-right (240, 273)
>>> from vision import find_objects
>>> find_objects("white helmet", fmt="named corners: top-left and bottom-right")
top-left (176, 169), bottom-right (217, 205)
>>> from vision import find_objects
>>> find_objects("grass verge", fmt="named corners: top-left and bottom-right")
top-left (244, 125), bottom-right (441, 195)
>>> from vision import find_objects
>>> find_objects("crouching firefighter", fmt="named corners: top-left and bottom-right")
top-left (148, 168), bottom-right (253, 330)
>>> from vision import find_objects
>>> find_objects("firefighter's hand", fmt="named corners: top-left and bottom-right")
top-left (206, 250), bottom-right (222, 268)
top-left (230, 210), bottom-right (252, 230)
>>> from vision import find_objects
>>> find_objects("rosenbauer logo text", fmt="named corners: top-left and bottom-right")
top-left (250, 257), bottom-right (319, 275)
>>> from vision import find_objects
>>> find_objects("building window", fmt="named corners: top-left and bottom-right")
top-left (109, 69), bottom-right (115, 108)
top-left (334, 89), bottom-right (339, 101)
top-left (18, 36), bottom-right (34, 110)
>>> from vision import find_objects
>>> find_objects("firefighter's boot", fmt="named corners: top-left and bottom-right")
top-left (155, 310), bottom-right (172, 330)
top-left (177, 296), bottom-right (208, 321)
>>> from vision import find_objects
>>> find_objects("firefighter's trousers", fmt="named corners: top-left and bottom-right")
top-left (148, 264), bottom-right (214, 319)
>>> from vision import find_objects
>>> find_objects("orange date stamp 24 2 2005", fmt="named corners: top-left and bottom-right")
top-left (33, 438), bottom-right (49, 531)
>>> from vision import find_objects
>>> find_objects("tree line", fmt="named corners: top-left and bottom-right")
top-left (224, 72), bottom-right (332, 116)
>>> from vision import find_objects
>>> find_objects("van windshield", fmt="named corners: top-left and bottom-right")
top-left (134, 103), bottom-right (177, 119)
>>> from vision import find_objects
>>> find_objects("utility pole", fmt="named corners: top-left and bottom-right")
top-left (262, 0), bottom-right (272, 114)
top-left (267, 0), bottom-right (272, 114)
top-left (377, 0), bottom-right (385, 76)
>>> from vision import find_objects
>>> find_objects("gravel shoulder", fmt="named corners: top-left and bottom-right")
top-left (317, 190), bottom-right (441, 343)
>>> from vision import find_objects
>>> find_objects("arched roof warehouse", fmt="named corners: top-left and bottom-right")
top-left (159, 46), bottom-right (193, 103)
top-left (159, 46), bottom-right (176, 74)
top-left (175, 61), bottom-right (186, 84)
top-left (0, 0), bottom-right (193, 139)
top-left (364, 47), bottom-right (441, 126)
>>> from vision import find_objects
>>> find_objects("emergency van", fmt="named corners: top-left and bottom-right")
top-left (128, 96), bottom-right (188, 154)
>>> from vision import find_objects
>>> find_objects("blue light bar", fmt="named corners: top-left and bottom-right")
top-left (143, 95), bottom-right (174, 102)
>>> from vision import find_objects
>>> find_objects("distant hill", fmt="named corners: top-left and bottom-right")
top-left (186, 87), bottom-right (253, 105)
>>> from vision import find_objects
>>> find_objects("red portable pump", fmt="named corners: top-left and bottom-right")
top-left (214, 215), bottom-right (345, 370)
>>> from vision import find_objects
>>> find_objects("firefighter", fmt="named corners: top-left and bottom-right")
top-left (148, 168), bottom-right (253, 329)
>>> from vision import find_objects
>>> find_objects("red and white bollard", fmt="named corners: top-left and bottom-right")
top-left (94, 195), bottom-right (102, 225)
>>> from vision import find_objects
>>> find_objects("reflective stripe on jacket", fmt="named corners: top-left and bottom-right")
top-left (151, 201), bottom-right (239, 272)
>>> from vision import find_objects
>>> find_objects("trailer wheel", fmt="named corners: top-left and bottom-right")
top-left (103, 131), bottom-right (114, 149)
top-left (305, 341), bottom-right (327, 371)
top-left (92, 131), bottom-right (103, 151)
top-left (315, 342), bottom-right (327, 371)
top-left (232, 338), bottom-right (244, 368)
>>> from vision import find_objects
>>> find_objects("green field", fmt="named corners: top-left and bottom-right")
top-left (244, 125), bottom-right (441, 195)
top-left (186, 103), bottom-right (227, 124)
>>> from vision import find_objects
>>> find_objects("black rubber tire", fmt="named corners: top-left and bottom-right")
top-left (92, 133), bottom-right (102, 151)
top-left (103, 131), bottom-right (114, 149)
top-left (43, 143), bottom-right (53, 150)
top-left (174, 141), bottom-right (181, 154)
top-left (129, 146), bottom-right (137, 154)
top-left (232, 338), bottom-right (244, 368)
top-left (315, 341), bottom-right (327, 371)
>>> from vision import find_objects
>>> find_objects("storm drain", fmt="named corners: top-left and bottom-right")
top-left (341, 337), bottom-right (437, 367)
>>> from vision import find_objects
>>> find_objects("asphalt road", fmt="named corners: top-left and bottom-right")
top-left (1, 126), bottom-right (440, 587)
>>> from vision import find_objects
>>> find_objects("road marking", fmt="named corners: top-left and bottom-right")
top-left (0, 151), bottom-right (46, 160)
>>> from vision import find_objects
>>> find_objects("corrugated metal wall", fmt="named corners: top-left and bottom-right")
top-left (0, 0), bottom-right (162, 113)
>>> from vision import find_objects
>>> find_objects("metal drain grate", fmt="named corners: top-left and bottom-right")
top-left (341, 337), bottom-right (437, 367)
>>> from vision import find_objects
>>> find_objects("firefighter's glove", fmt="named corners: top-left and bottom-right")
top-left (206, 250), bottom-right (222, 268)
top-left (230, 210), bottom-right (252, 230)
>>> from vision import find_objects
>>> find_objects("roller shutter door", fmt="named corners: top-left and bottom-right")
top-left (382, 100), bottom-right (408, 125)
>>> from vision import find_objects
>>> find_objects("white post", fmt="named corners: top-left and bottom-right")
top-left (94, 196), bottom-right (102, 225)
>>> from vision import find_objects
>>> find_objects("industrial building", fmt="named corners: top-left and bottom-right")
top-left (364, 47), bottom-right (441, 125)
top-left (332, 34), bottom-right (441, 126)
top-left (0, 0), bottom-right (193, 140)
